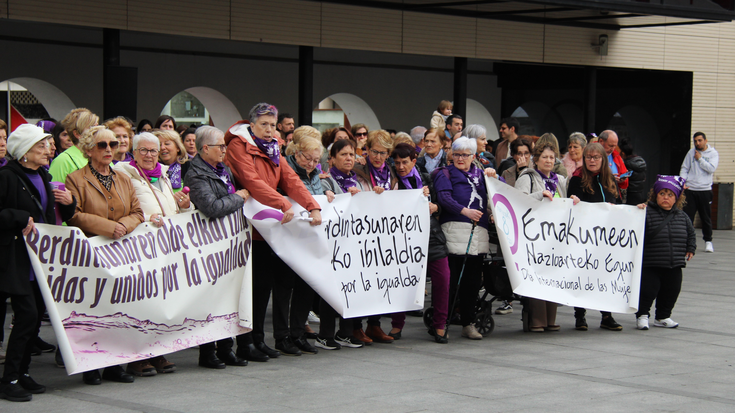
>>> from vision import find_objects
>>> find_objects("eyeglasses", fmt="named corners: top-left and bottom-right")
top-left (355, 132), bottom-right (368, 137)
top-left (298, 151), bottom-right (319, 165)
top-left (585, 155), bottom-right (603, 161)
top-left (452, 153), bottom-right (473, 159)
top-left (370, 149), bottom-right (389, 158)
top-left (96, 141), bottom-right (120, 150)
top-left (208, 144), bottom-right (227, 151)
top-left (137, 148), bottom-right (159, 156)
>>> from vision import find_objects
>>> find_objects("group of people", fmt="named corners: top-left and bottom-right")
top-left (0, 102), bottom-right (717, 402)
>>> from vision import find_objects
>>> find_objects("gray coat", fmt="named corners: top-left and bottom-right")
top-left (183, 154), bottom-right (244, 218)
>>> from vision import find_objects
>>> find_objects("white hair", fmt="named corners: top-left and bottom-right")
top-left (452, 136), bottom-right (477, 154)
top-left (410, 126), bottom-right (426, 144)
top-left (195, 125), bottom-right (224, 153)
top-left (463, 124), bottom-right (486, 140)
top-left (133, 132), bottom-right (160, 151)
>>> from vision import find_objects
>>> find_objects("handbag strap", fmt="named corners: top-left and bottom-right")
top-left (16, 175), bottom-right (45, 214)
top-left (134, 164), bottom-right (171, 217)
top-left (648, 210), bottom-right (675, 240)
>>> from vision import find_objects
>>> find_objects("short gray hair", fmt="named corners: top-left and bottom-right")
top-left (195, 125), bottom-right (224, 153)
top-left (452, 136), bottom-right (477, 154)
top-left (463, 124), bottom-right (487, 140)
top-left (248, 102), bottom-right (278, 124)
top-left (567, 132), bottom-right (587, 149)
top-left (133, 132), bottom-right (160, 151)
top-left (409, 126), bottom-right (426, 144)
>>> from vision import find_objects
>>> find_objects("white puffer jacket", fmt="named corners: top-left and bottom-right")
top-left (441, 221), bottom-right (490, 256)
top-left (113, 161), bottom-right (193, 220)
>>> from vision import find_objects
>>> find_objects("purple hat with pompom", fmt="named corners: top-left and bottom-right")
top-left (653, 175), bottom-right (686, 199)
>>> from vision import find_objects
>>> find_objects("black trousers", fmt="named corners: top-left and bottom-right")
top-left (271, 255), bottom-right (314, 340)
top-left (683, 189), bottom-right (713, 242)
top-left (636, 267), bottom-right (683, 319)
top-left (1, 284), bottom-right (39, 383)
top-left (236, 241), bottom-right (273, 347)
top-left (447, 254), bottom-right (484, 327)
top-left (318, 299), bottom-right (353, 339)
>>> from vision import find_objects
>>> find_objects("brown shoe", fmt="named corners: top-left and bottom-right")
top-left (127, 360), bottom-right (157, 377)
top-left (150, 355), bottom-right (177, 373)
top-left (365, 325), bottom-right (394, 343)
top-left (352, 329), bottom-right (373, 345)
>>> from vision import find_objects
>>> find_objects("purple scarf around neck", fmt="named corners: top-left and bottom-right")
top-left (367, 157), bottom-right (391, 190)
top-left (130, 159), bottom-right (163, 183)
top-left (329, 166), bottom-right (358, 192)
top-left (399, 166), bottom-right (423, 190)
top-left (249, 128), bottom-right (280, 166)
top-left (167, 162), bottom-right (182, 189)
top-left (536, 168), bottom-right (559, 195)
top-left (208, 161), bottom-right (235, 194)
top-left (0, 158), bottom-right (7, 168)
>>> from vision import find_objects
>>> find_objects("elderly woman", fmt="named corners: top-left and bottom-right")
top-left (324, 139), bottom-right (370, 195)
top-left (464, 124), bottom-right (495, 170)
top-left (567, 143), bottom-right (623, 332)
top-left (182, 127), bottom-right (198, 158)
top-left (48, 108), bottom-right (99, 184)
top-left (562, 132), bottom-right (586, 175)
top-left (111, 132), bottom-right (192, 376)
top-left (0, 119), bottom-right (7, 168)
top-left (182, 125), bottom-right (250, 368)
top-left (105, 117), bottom-right (134, 164)
top-left (0, 125), bottom-right (76, 402)
top-left (65, 126), bottom-right (143, 385)
top-left (351, 124), bottom-right (369, 157)
top-left (389, 143), bottom-right (451, 343)
top-left (515, 142), bottom-right (579, 331)
top-left (225, 103), bottom-right (322, 360)
top-left (154, 115), bottom-right (176, 131)
top-left (153, 129), bottom-right (188, 193)
top-left (433, 137), bottom-right (491, 340)
top-left (320, 127), bottom-right (356, 171)
top-left (536, 133), bottom-right (568, 177)
top-left (500, 137), bottom-right (533, 188)
top-left (416, 128), bottom-right (448, 175)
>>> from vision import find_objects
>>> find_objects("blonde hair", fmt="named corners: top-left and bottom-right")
top-left (104, 117), bottom-right (133, 139)
top-left (153, 129), bottom-right (188, 164)
top-left (62, 108), bottom-right (99, 143)
top-left (393, 133), bottom-right (415, 148)
top-left (286, 125), bottom-right (322, 155)
top-left (366, 130), bottom-right (393, 152)
top-left (79, 126), bottom-right (116, 159)
top-left (438, 100), bottom-right (453, 112)
top-left (289, 136), bottom-right (323, 155)
top-left (537, 133), bottom-right (561, 158)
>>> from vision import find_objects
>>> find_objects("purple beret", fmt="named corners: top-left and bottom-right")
top-left (653, 175), bottom-right (686, 199)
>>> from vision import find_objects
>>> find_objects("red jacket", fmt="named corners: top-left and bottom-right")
top-left (224, 121), bottom-right (320, 240)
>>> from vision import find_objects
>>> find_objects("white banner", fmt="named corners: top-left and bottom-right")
top-left (243, 190), bottom-right (430, 318)
top-left (486, 177), bottom-right (645, 313)
top-left (25, 210), bottom-right (253, 375)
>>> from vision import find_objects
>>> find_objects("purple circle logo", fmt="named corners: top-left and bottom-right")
top-left (492, 194), bottom-right (519, 254)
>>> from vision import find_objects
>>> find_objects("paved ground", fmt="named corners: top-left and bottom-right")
top-left (2, 229), bottom-right (734, 412)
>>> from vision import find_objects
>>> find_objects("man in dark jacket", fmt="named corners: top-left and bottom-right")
top-left (619, 138), bottom-right (647, 205)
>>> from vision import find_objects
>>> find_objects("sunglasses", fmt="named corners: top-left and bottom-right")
top-left (97, 141), bottom-right (120, 150)
top-left (355, 132), bottom-right (368, 137)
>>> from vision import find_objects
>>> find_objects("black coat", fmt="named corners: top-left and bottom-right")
top-left (642, 202), bottom-right (696, 268)
top-left (624, 155), bottom-right (647, 205)
top-left (567, 174), bottom-right (622, 204)
top-left (416, 151), bottom-right (447, 175)
top-left (0, 161), bottom-right (76, 295)
top-left (183, 154), bottom-right (244, 219)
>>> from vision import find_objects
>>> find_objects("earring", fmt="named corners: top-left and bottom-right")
top-left (23, 156), bottom-right (27, 163)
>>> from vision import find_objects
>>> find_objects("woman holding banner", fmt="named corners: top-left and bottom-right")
top-left (113, 131), bottom-right (192, 376)
top-left (183, 125), bottom-right (251, 368)
top-left (225, 103), bottom-right (322, 360)
top-left (566, 142), bottom-right (624, 332)
top-left (0, 125), bottom-right (76, 402)
top-left (433, 137), bottom-right (491, 340)
top-left (515, 142), bottom-right (579, 332)
top-left (66, 126), bottom-right (144, 385)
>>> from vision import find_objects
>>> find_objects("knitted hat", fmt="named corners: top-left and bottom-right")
top-left (7, 124), bottom-right (51, 160)
top-left (653, 174), bottom-right (686, 199)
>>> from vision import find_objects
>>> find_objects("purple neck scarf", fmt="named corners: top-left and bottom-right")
top-left (459, 164), bottom-right (484, 189)
top-left (167, 162), bottom-right (182, 189)
top-left (208, 161), bottom-right (236, 194)
top-left (367, 158), bottom-right (391, 190)
top-left (112, 152), bottom-right (134, 165)
top-left (399, 166), bottom-right (423, 190)
top-left (536, 168), bottom-right (559, 195)
top-left (250, 128), bottom-right (280, 166)
top-left (0, 158), bottom-right (7, 168)
top-left (330, 166), bottom-right (358, 192)
top-left (130, 159), bottom-right (163, 183)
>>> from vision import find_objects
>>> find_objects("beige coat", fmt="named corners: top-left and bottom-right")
top-left (113, 161), bottom-right (193, 221)
top-left (66, 165), bottom-right (144, 238)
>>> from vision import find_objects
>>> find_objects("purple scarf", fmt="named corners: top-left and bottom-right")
top-left (112, 152), bottom-right (134, 165)
top-left (367, 158), bottom-right (391, 190)
top-left (330, 166), bottom-right (359, 192)
top-left (0, 158), bottom-right (7, 168)
top-left (249, 128), bottom-right (280, 166)
top-left (167, 162), bottom-right (182, 189)
top-left (208, 162), bottom-right (236, 194)
top-left (399, 167), bottom-right (423, 190)
top-left (536, 168), bottom-right (559, 196)
top-left (459, 164), bottom-right (484, 190)
top-left (130, 159), bottom-right (163, 183)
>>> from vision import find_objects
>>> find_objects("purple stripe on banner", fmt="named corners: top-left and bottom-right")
top-left (252, 209), bottom-right (284, 221)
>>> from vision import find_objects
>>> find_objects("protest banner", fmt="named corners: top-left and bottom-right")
top-left (24, 210), bottom-right (253, 375)
top-left (486, 177), bottom-right (645, 313)
top-left (243, 190), bottom-right (430, 318)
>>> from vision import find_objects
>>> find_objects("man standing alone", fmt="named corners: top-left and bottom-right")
top-left (680, 132), bottom-right (719, 253)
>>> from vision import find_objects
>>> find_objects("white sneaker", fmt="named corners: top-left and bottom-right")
top-left (461, 324), bottom-right (483, 340)
top-left (636, 315), bottom-right (649, 330)
top-left (308, 311), bottom-right (320, 324)
top-left (705, 241), bottom-right (714, 253)
top-left (653, 318), bottom-right (679, 328)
